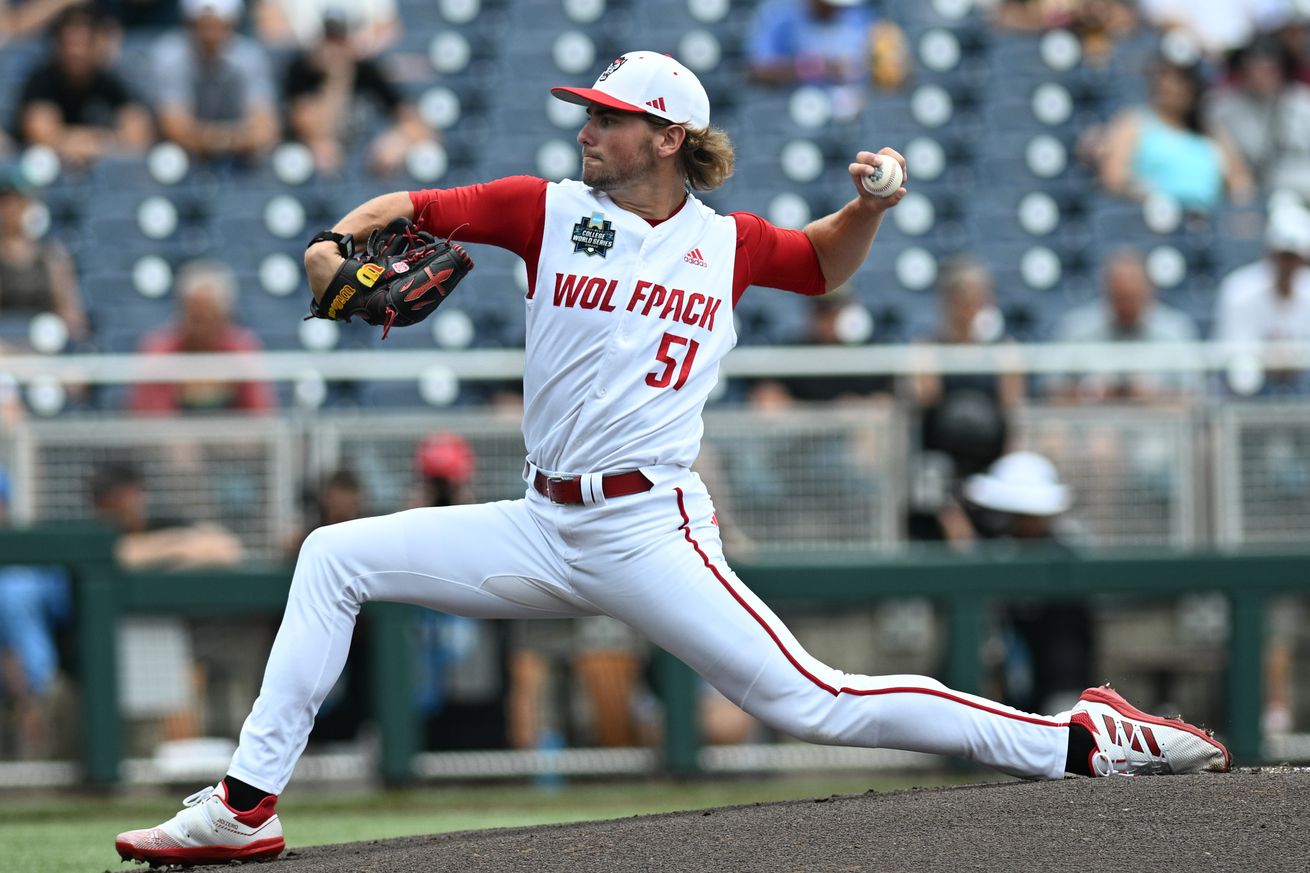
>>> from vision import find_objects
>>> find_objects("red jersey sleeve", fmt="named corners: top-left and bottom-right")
top-left (730, 211), bottom-right (827, 305)
top-left (409, 176), bottom-right (548, 289)
top-left (409, 175), bottom-right (547, 252)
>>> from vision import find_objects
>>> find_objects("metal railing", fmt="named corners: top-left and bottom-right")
top-left (6, 416), bottom-right (299, 562)
top-left (2, 402), bottom-right (1310, 555)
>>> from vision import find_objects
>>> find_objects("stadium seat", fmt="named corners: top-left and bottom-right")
top-left (735, 288), bottom-right (812, 346)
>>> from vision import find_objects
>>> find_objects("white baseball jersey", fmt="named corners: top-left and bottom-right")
top-left (524, 180), bottom-right (737, 473)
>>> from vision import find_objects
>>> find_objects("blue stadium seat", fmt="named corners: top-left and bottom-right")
top-left (984, 32), bottom-right (1066, 83)
top-left (735, 287), bottom-right (812, 346)
top-left (93, 297), bottom-right (176, 353)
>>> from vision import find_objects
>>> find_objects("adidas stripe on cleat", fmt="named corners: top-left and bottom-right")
top-left (1070, 684), bottom-right (1231, 777)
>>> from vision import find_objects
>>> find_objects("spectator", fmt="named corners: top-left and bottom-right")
top-left (406, 433), bottom-right (512, 751)
top-left (90, 460), bottom-right (245, 570)
top-left (411, 431), bottom-right (475, 509)
top-left (909, 256), bottom-right (1023, 480)
top-left (1138, 0), bottom-right (1288, 59)
top-left (739, 289), bottom-right (890, 547)
top-left (1098, 58), bottom-right (1255, 213)
top-left (904, 257), bottom-right (1022, 546)
top-left (992, 0), bottom-right (1137, 66)
top-left (15, 5), bottom-right (151, 169)
top-left (963, 451), bottom-right (1092, 715)
top-left (1208, 35), bottom-right (1310, 202)
top-left (149, 0), bottom-right (278, 164)
top-left (89, 460), bottom-right (245, 745)
top-left (282, 467), bottom-right (366, 562)
top-left (746, 0), bottom-right (908, 119)
top-left (282, 8), bottom-right (436, 176)
top-left (1271, 16), bottom-right (1310, 85)
top-left (0, 464), bottom-right (73, 759)
top-left (0, 0), bottom-right (82, 42)
top-left (0, 169), bottom-right (88, 342)
top-left (1046, 248), bottom-right (1200, 402)
top-left (1213, 206), bottom-right (1309, 737)
top-left (127, 260), bottom-right (277, 415)
top-left (0, 371), bottom-right (20, 428)
top-left (256, 0), bottom-right (397, 57)
top-left (281, 467), bottom-right (371, 744)
top-left (1213, 202), bottom-right (1310, 395)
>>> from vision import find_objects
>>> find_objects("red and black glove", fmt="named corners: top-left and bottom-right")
top-left (309, 218), bottom-right (474, 339)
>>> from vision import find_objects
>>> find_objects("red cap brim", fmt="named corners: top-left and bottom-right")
top-left (550, 86), bottom-right (648, 116)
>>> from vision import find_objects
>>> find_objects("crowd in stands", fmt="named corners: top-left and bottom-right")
top-left (0, 0), bottom-right (432, 168)
top-left (0, 0), bottom-right (1303, 410)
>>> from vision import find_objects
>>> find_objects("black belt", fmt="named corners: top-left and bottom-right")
top-left (532, 470), bottom-right (653, 504)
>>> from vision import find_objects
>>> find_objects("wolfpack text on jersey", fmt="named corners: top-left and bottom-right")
top-left (524, 180), bottom-right (737, 473)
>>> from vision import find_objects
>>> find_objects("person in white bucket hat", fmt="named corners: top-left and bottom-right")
top-left (964, 451), bottom-right (1072, 521)
top-left (965, 452), bottom-right (1092, 718)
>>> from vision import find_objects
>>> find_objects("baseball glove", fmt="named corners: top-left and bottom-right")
top-left (309, 218), bottom-right (473, 339)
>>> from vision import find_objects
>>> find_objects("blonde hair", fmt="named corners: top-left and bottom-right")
top-left (648, 117), bottom-right (735, 192)
top-left (679, 125), bottom-right (735, 192)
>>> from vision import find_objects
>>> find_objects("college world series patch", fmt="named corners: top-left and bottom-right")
top-left (571, 213), bottom-right (616, 257)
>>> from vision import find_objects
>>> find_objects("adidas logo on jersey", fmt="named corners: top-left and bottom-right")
top-left (683, 248), bottom-right (708, 268)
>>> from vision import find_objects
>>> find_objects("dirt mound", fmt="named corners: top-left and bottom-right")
top-left (185, 769), bottom-right (1310, 873)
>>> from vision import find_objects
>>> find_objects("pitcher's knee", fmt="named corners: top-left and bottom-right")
top-left (295, 525), bottom-right (335, 567)
top-left (292, 526), bottom-right (361, 602)
top-left (296, 518), bottom-right (376, 566)
top-left (749, 696), bottom-right (845, 746)
top-left (789, 713), bottom-right (846, 746)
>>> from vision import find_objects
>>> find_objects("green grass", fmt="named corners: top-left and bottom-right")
top-left (0, 773), bottom-right (985, 872)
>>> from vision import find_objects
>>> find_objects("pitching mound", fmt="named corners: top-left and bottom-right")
top-left (180, 768), bottom-right (1308, 872)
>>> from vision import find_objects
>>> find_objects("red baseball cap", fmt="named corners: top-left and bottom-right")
top-left (551, 50), bottom-right (710, 129)
top-left (415, 433), bottom-right (476, 483)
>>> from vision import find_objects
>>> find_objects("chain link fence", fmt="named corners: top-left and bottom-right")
top-left (1214, 404), bottom-right (1310, 548)
top-left (1016, 405), bottom-right (1199, 548)
top-left (302, 405), bottom-right (906, 553)
top-left (6, 416), bottom-right (298, 563)
top-left (0, 403), bottom-right (1242, 557)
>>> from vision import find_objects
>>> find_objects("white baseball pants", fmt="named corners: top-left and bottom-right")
top-left (228, 466), bottom-right (1069, 793)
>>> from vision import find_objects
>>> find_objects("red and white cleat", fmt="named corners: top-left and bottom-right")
top-left (1071, 684), bottom-right (1231, 777)
top-left (115, 781), bottom-right (284, 866)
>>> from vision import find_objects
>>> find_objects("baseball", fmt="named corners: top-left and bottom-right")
top-left (862, 159), bottom-right (904, 198)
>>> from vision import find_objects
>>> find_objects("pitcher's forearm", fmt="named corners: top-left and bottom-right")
top-left (333, 191), bottom-right (416, 243)
top-left (803, 198), bottom-right (884, 290)
top-left (305, 191), bottom-right (416, 300)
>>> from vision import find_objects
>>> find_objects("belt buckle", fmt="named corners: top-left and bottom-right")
top-left (545, 475), bottom-right (573, 503)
